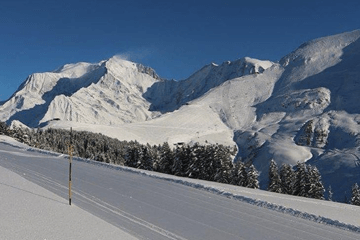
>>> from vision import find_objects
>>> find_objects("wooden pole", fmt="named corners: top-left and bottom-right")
top-left (69, 127), bottom-right (73, 206)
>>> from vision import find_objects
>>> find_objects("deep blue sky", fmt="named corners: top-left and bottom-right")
top-left (1, 0), bottom-right (359, 100)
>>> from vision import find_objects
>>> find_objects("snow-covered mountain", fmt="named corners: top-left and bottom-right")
top-left (0, 55), bottom-right (272, 127)
top-left (0, 56), bottom-right (161, 127)
top-left (1, 30), bottom-right (360, 201)
top-left (144, 57), bottom-right (273, 113)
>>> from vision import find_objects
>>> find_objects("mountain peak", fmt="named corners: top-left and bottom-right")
top-left (280, 29), bottom-right (360, 67)
top-left (53, 62), bottom-right (100, 75)
top-left (104, 55), bottom-right (160, 80)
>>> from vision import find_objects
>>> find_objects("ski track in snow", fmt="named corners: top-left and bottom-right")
top-left (0, 158), bottom-right (137, 240)
top-left (1, 154), bottom-right (186, 240)
top-left (1, 136), bottom-right (359, 236)
top-left (79, 159), bottom-right (360, 234)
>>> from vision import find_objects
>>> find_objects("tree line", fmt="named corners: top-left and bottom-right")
top-left (268, 160), bottom-right (325, 199)
top-left (0, 124), bottom-right (260, 188)
top-left (1, 122), bottom-right (360, 205)
top-left (268, 159), bottom-right (360, 205)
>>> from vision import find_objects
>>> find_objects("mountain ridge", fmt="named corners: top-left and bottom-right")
top-left (1, 30), bottom-right (360, 201)
top-left (144, 57), bottom-right (274, 113)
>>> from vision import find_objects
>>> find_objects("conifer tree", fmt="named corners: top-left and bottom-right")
top-left (247, 164), bottom-right (259, 189)
top-left (186, 143), bottom-right (202, 179)
top-left (180, 145), bottom-right (192, 176)
top-left (230, 161), bottom-right (250, 187)
top-left (213, 145), bottom-right (232, 184)
top-left (203, 145), bottom-right (216, 181)
top-left (125, 144), bottom-right (139, 168)
top-left (152, 144), bottom-right (162, 172)
top-left (238, 162), bottom-right (248, 187)
top-left (327, 185), bottom-right (333, 201)
top-left (293, 162), bottom-right (308, 197)
top-left (0, 121), bottom-right (8, 134)
top-left (137, 145), bottom-right (153, 171)
top-left (158, 142), bottom-right (174, 174)
top-left (268, 160), bottom-right (282, 193)
top-left (280, 163), bottom-right (294, 195)
top-left (307, 165), bottom-right (324, 199)
top-left (220, 145), bottom-right (233, 183)
top-left (171, 159), bottom-right (181, 176)
top-left (195, 144), bottom-right (208, 180)
top-left (230, 161), bottom-right (243, 186)
top-left (351, 183), bottom-right (360, 206)
top-left (172, 145), bottom-right (184, 176)
top-left (134, 145), bottom-right (144, 168)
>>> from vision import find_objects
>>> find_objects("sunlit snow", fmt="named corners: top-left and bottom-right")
top-left (1, 30), bottom-right (360, 202)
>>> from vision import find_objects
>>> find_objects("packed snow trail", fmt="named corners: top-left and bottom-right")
top-left (0, 143), bottom-right (359, 240)
top-left (0, 164), bottom-right (137, 240)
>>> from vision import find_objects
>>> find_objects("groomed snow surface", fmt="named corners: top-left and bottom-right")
top-left (0, 135), bottom-right (136, 240)
top-left (1, 135), bottom-right (360, 240)
top-left (0, 165), bottom-right (136, 240)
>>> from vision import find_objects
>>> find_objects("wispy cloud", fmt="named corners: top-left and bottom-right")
top-left (115, 47), bottom-right (155, 63)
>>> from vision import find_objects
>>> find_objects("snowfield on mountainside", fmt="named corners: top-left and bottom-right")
top-left (1, 30), bottom-right (360, 202)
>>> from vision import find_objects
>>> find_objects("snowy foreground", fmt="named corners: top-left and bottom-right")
top-left (1, 135), bottom-right (360, 240)
top-left (0, 164), bottom-right (136, 240)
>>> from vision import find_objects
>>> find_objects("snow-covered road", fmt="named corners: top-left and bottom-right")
top-left (0, 142), bottom-right (359, 240)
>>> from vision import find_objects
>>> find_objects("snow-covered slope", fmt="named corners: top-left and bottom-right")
top-left (0, 55), bottom-right (271, 127)
top-left (144, 57), bottom-right (274, 113)
top-left (249, 30), bottom-right (360, 200)
top-left (1, 30), bottom-right (360, 202)
top-left (1, 137), bottom-right (359, 239)
top-left (0, 56), bottom-right (161, 127)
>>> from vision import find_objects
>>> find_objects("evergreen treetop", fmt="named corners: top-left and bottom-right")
top-left (268, 160), bottom-right (282, 193)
